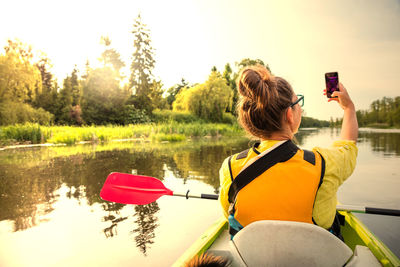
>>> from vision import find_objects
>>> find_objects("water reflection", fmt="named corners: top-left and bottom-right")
top-left (293, 128), bottom-right (321, 146)
top-left (132, 203), bottom-right (160, 255)
top-left (0, 137), bottom-right (249, 255)
top-left (102, 202), bottom-right (127, 238)
top-left (1, 130), bottom-right (399, 261)
top-left (358, 131), bottom-right (400, 156)
top-left (0, 166), bottom-right (60, 232)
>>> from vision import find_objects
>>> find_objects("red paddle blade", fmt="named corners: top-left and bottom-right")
top-left (100, 172), bottom-right (173, 205)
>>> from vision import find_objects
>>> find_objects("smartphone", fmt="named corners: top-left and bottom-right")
top-left (325, 72), bottom-right (339, 98)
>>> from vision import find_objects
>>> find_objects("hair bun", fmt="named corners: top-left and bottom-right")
top-left (259, 69), bottom-right (271, 82)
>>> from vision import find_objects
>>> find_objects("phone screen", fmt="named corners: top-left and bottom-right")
top-left (325, 72), bottom-right (339, 98)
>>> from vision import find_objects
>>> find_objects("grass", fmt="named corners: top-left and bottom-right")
top-left (0, 123), bottom-right (49, 145)
top-left (0, 122), bottom-right (244, 146)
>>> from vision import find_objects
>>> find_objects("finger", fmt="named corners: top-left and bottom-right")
top-left (331, 91), bottom-right (341, 98)
top-left (338, 83), bottom-right (346, 92)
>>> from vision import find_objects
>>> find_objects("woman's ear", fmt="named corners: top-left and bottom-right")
top-left (286, 107), bottom-right (294, 125)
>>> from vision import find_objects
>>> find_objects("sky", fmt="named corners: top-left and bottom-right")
top-left (1, 0), bottom-right (399, 120)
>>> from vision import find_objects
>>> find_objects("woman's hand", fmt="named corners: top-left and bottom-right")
top-left (324, 83), bottom-right (358, 142)
top-left (324, 83), bottom-right (355, 111)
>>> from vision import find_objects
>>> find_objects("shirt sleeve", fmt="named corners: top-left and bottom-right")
top-left (219, 156), bottom-right (232, 220)
top-left (312, 140), bottom-right (358, 228)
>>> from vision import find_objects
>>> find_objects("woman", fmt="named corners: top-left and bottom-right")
top-left (219, 65), bottom-right (358, 238)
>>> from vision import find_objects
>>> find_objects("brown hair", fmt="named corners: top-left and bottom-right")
top-left (185, 253), bottom-right (230, 267)
top-left (236, 65), bottom-right (294, 139)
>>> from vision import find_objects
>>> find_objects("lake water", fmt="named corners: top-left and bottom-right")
top-left (0, 128), bottom-right (399, 266)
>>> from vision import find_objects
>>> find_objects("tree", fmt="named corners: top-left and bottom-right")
top-left (222, 63), bottom-right (233, 87)
top-left (55, 75), bottom-right (74, 124)
top-left (81, 67), bottom-right (128, 124)
top-left (0, 39), bottom-right (42, 103)
top-left (223, 63), bottom-right (235, 113)
top-left (33, 56), bottom-right (58, 115)
top-left (70, 66), bottom-right (81, 106)
top-left (149, 80), bottom-right (167, 110)
top-left (129, 14), bottom-right (156, 113)
top-left (80, 38), bottom-right (130, 125)
top-left (166, 78), bottom-right (189, 108)
top-left (355, 96), bottom-right (400, 128)
top-left (52, 67), bottom-right (82, 125)
top-left (222, 58), bottom-right (270, 115)
top-left (0, 40), bottom-right (53, 125)
top-left (100, 36), bottom-right (125, 76)
top-left (236, 58), bottom-right (270, 71)
top-left (173, 71), bottom-right (233, 122)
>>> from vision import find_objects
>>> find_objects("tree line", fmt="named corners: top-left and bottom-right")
top-left (330, 96), bottom-right (400, 128)
top-left (1, 14), bottom-right (332, 127)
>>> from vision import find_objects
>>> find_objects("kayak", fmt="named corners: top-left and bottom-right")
top-left (173, 211), bottom-right (400, 267)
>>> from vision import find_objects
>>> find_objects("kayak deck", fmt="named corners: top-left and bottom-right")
top-left (340, 211), bottom-right (400, 267)
top-left (173, 211), bottom-right (400, 267)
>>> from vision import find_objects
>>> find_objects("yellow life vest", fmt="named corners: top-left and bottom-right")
top-left (228, 140), bottom-right (325, 229)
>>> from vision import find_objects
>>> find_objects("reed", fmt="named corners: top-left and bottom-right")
top-left (0, 122), bottom-right (243, 146)
top-left (0, 123), bottom-right (49, 144)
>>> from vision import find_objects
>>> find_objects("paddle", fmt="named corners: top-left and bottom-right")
top-left (100, 172), bottom-right (400, 217)
top-left (100, 172), bottom-right (218, 205)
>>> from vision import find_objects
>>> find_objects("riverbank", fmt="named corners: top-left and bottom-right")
top-left (0, 123), bottom-right (244, 148)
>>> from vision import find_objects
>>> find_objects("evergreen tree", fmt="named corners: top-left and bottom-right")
top-left (223, 63), bottom-right (236, 113)
top-left (55, 75), bottom-right (74, 124)
top-left (70, 66), bottom-right (81, 106)
top-left (129, 14), bottom-right (156, 113)
top-left (34, 57), bottom-right (58, 115)
top-left (222, 63), bottom-right (233, 87)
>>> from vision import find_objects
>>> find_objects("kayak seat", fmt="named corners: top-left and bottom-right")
top-left (230, 220), bottom-right (353, 267)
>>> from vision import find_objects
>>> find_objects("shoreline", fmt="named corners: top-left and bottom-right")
top-left (358, 127), bottom-right (400, 133)
top-left (2, 126), bottom-right (400, 151)
top-left (0, 135), bottom-right (230, 151)
top-left (0, 123), bottom-right (243, 150)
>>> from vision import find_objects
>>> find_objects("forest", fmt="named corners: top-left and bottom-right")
top-left (0, 15), bottom-right (330, 129)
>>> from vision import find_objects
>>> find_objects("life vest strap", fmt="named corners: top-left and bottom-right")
top-left (303, 150), bottom-right (316, 165)
top-left (228, 140), bottom-right (299, 204)
top-left (228, 155), bottom-right (234, 182)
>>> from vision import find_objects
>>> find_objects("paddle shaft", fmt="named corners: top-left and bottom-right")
top-left (173, 190), bottom-right (219, 200)
top-left (171, 192), bottom-right (400, 217)
top-left (336, 204), bottom-right (400, 217)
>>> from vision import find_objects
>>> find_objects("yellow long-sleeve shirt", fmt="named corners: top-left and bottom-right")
top-left (219, 139), bottom-right (358, 229)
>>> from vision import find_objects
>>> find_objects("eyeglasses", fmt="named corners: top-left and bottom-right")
top-left (289, 94), bottom-right (304, 108)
